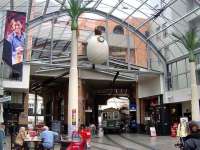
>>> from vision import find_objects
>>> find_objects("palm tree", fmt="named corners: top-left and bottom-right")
top-left (173, 28), bottom-right (200, 121)
top-left (55, 0), bottom-right (91, 135)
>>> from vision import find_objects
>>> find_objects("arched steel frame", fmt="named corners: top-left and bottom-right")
top-left (27, 9), bottom-right (167, 67)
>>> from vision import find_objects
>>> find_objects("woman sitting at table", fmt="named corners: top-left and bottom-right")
top-left (15, 127), bottom-right (27, 150)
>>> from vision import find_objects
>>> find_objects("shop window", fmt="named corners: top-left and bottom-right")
top-left (11, 92), bottom-right (23, 104)
top-left (28, 108), bottom-right (34, 115)
top-left (113, 25), bottom-right (124, 35)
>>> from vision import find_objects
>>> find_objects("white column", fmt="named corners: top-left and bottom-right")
top-left (190, 62), bottom-right (200, 121)
top-left (68, 30), bottom-right (79, 136)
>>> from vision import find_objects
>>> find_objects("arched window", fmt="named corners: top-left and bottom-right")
top-left (113, 25), bottom-right (124, 34)
top-left (96, 26), bottom-right (106, 33)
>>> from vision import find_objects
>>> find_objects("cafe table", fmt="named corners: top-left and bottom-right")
top-left (24, 136), bottom-right (42, 150)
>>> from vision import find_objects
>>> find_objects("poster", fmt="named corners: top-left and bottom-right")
top-left (72, 109), bottom-right (76, 125)
top-left (150, 127), bottom-right (157, 137)
top-left (3, 11), bottom-right (26, 80)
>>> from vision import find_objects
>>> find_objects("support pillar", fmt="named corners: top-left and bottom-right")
top-left (190, 62), bottom-right (200, 121)
top-left (68, 30), bottom-right (79, 135)
top-left (136, 84), bottom-right (140, 122)
top-left (64, 83), bottom-right (68, 134)
top-left (34, 91), bottom-right (37, 126)
top-left (78, 79), bottom-right (86, 127)
top-left (18, 93), bottom-right (29, 126)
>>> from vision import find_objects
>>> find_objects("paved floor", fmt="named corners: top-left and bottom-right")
top-left (5, 133), bottom-right (177, 150)
top-left (91, 134), bottom-right (177, 150)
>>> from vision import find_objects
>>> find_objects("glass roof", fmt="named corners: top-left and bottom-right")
top-left (0, 0), bottom-right (199, 70)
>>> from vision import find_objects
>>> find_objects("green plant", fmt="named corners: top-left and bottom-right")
top-left (172, 28), bottom-right (200, 62)
top-left (56, 0), bottom-right (91, 30)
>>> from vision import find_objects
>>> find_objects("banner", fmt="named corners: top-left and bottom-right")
top-left (3, 11), bottom-right (26, 80)
top-left (72, 109), bottom-right (76, 125)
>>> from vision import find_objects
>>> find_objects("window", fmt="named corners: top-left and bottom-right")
top-left (156, 26), bottom-right (161, 40)
top-left (103, 113), bottom-right (107, 120)
top-left (11, 92), bottom-right (23, 104)
top-left (145, 31), bottom-right (150, 37)
top-left (113, 111), bottom-right (119, 119)
top-left (96, 26), bottom-right (106, 33)
top-left (177, 60), bottom-right (186, 74)
top-left (162, 23), bottom-right (168, 38)
top-left (113, 25), bottom-right (124, 34)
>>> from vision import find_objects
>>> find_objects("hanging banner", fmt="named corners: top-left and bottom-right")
top-left (72, 109), bottom-right (76, 125)
top-left (3, 11), bottom-right (26, 80)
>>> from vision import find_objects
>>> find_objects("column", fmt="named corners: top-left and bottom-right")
top-left (78, 79), bottom-right (86, 127)
top-left (18, 93), bottom-right (29, 126)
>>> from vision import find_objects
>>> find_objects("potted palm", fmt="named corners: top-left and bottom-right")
top-left (56, 0), bottom-right (91, 135)
top-left (173, 28), bottom-right (200, 121)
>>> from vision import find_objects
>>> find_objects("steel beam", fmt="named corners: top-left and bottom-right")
top-left (124, 0), bottom-right (148, 22)
top-left (108, 0), bottom-right (124, 15)
top-left (136, 0), bottom-right (178, 30)
top-left (147, 6), bottom-right (200, 40)
top-left (50, 19), bottom-right (55, 64)
top-left (93, 0), bottom-right (103, 9)
top-left (168, 48), bottom-right (200, 64)
top-left (27, 9), bottom-right (166, 65)
top-left (10, 0), bottom-right (14, 10)
top-left (43, 0), bottom-right (50, 15)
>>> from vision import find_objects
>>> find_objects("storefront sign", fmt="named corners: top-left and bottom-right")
top-left (0, 96), bottom-right (11, 103)
top-left (72, 109), bottom-right (76, 125)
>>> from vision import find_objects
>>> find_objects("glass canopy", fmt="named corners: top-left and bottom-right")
top-left (0, 0), bottom-right (199, 69)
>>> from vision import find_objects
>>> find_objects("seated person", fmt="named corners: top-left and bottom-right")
top-left (40, 126), bottom-right (58, 149)
top-left (184, 122), bottom-right (200, 150)
top-left (15, 127), bottom-right (27, 150)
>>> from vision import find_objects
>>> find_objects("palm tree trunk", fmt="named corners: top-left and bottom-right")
top-left (68, 30), bottom-right (79, 135)
top-left (190, 61), bottom-right (200, 121)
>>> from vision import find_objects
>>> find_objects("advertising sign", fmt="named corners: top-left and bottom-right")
top-left (72, 109), bottom-right (76, 125)
top-left (3, 11), bottom-right (26, 80)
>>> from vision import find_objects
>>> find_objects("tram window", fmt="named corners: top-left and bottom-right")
top-left (113, 111), bottom-right (119, 119)
top-left (107, 112), bottom-right (113, 120)
top-left (103, 113), bottom-right (107, 119)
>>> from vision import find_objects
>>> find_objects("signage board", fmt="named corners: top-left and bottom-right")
top-left (0, 96), bottom-right (11, 103)
top-left (72, 109), bottom-right (76, 125)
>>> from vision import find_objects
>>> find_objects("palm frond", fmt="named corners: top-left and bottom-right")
top-left (172, 28), bottom-right (200, 62)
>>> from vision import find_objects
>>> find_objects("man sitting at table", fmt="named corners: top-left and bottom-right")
top-left (39, 126), bottom-right (58, 150)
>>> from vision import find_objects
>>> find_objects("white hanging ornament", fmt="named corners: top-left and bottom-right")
top-left (87, 35), bottom-right (109, 64)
